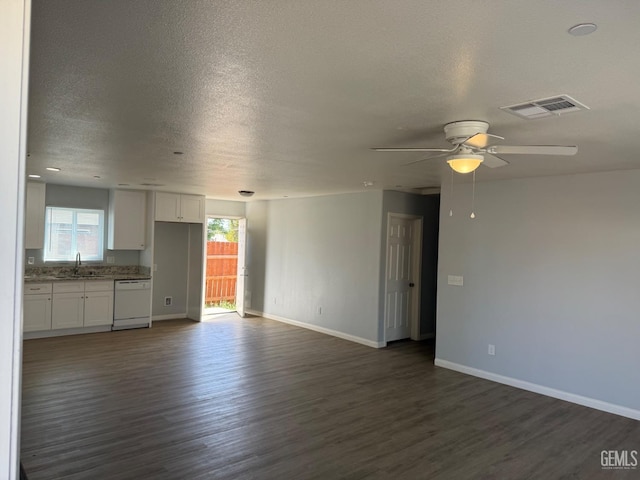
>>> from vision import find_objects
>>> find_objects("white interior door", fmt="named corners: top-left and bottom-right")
top-left (235, 218), bottom-right (248, 317)
top-left (385, 215), bottom-right (421, 342)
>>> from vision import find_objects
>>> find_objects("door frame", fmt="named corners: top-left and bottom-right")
top-left (201, 215), bottom-right (245, 316)
top-left (383, 213), bottom-right (423, 344)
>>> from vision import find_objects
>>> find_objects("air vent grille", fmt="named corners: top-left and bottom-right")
top-left (501, 95), bottom-right (589, 119)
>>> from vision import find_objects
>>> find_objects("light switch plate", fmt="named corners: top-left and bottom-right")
top-left (27, 256), bottom-right (35, 265)
top-left (448, 275), bottom-right (464, 286)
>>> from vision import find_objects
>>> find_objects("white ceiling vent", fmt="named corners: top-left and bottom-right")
top-left (501, 95), bottom-right (589, 120)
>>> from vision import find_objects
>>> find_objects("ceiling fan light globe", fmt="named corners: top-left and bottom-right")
top-left (447, 154), bottom-right (484, 174)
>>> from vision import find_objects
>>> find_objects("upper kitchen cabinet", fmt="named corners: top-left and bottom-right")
top-left (108, 190), bottom-right (146, 250)
top-left (25, 181), bottom-right (46, 249)
top-left (155, 192), bottom-right (205, 224)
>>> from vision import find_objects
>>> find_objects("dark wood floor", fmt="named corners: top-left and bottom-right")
top-left (21, 316), bottom-right (639, 479)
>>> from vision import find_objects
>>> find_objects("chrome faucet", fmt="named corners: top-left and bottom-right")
top-left (74, 251), bottom-right (82, 275)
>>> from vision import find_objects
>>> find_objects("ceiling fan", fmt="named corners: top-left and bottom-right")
top-left (373, 120), bottom-right (578, 174)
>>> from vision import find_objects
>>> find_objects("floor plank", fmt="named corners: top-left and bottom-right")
top-left (21, 316), bottom-right (640, 479)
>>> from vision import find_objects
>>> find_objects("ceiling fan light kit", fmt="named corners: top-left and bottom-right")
top-left (374, 119), bottom-right (578, 174)
top-left (447, 154), bottom-right (484, 174)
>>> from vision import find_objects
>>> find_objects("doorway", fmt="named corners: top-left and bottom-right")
top-left (204, 217), bottom-right (240, 315)
top-left (384, 214), bottom-right (423, 343)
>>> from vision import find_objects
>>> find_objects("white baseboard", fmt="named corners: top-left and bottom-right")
top-left (152, 313), bottom-right (187, 321)
top-left (434, 358), bottom-right (640, 421)
top-left (246, 310), bottom-right (384, 348)
top-left (420, 332), bottom-right (435, 340)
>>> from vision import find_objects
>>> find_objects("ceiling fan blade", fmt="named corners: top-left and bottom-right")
top-left (372, 147), bottom-right (455, 153)
top-left (487, 145), bottom-right (578, 156)
top-left (403, 152), bottom-right (451, 166)
top-left (481, 153), bottom-right (509, 169)
top-left (462, 133), bottom-right (504, 149)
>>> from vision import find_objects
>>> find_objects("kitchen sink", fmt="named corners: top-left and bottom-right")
top-left (55, 274), bottom-right (106, 279)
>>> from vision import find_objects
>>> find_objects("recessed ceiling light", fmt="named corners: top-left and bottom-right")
top-left (46, 167), bottom-right (61, 172)
top-left (568, 23), bottom-right (597, 36)
top-left (118, 183), bottom-right (130, 186)
top-left (238, 190), bottom-right (255, 197)
top-left (173, 151), bottom-right (184, 155)
top-left (28, 174), bottom-right (41, 178)
top-left (363, 181), bottom-right (375, 187)
top-left (93, 175), bottom-right (101, 179)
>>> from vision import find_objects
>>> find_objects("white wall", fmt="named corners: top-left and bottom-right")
top-left (436, 169), bottom-right (640, 416)
top-left (0, 0), bottom-right (29, 477)
top-left (246, 191), bottom-right (384, 346)
top-left (186, 223), bottom-right (204, 320)
top-left (206, 198), bottom-right (245, 217)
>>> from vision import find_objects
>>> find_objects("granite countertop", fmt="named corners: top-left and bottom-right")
top-left (24, 273), bottom-right (152, 283)
top-left (24, 265), bottom-right (152, 283)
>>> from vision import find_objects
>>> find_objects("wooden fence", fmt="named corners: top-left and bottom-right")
top-left (205, 241), bottom-right (238, 304)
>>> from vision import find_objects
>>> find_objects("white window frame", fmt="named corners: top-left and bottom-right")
top-left (43, 206), bottom-right (105, 262)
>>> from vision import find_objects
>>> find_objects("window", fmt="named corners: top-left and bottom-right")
top-left (44, 207), bottom-right (104, 262)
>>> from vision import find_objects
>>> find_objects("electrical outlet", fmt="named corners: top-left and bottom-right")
top-left (448, 275), bottom-right (464, 286)
top-left (164, 296), bottom-right (172, 307)
top-left (153, 264), bottom-right (158, 272)
top-left (27, 257), bottom-right (35, 265)
top-left (106, 256), bottom-right (115, 264)
top-left (488, 344), bottom-right (496, 356)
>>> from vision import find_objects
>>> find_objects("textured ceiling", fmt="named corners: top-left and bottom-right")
top-left (27, 1), bottom-right (640, 200)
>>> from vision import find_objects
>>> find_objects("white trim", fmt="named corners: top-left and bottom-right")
top-left (434, 358), bottom-right (640, 421)
top-left (246, 310), bottom-right (385, 348)
top-left (1, 2), bottom-right (31, 476)
top-left (420, 332), bottom-right (435, 340)
top-left (152, 313), bottom-right (187, 321)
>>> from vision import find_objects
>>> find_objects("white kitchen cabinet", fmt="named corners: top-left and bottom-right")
top-left (25, 181), bottom-right (46, 249)
top-left (83, 281), bottom-right (114, 327)
top-left (179, 194), bottom-right (205, 223)
top-left (108, 189), bottom-right (146, 250)
top-left (23, 283), bottom-right (52, 332)
top-left (52, 281), bottom-right (115, 329)
top-left (155, 192), bottom-right (204, 223)
top-left (51, 292), bottom-right (85, 329)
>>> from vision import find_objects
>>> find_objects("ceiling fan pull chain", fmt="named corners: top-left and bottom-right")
top-left (449, 168), bottom-right (454, 217)
top-left (470, 170), bottom-right (476, 219)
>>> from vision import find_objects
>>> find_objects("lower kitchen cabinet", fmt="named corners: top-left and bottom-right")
top-left (42, 280), bottom-right (115, 331)
top-left (51, 291), bottom-right (84, 329)
top-left (83, 282), bottom-right (114, 327)
top-left (24, 290), bottom-right (52, 332)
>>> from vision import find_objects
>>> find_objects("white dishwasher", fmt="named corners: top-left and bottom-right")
top-left (113, 280), bottom-right (152, 330)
